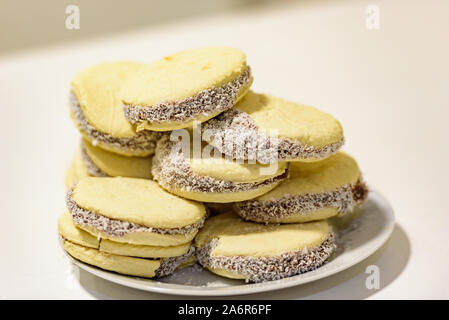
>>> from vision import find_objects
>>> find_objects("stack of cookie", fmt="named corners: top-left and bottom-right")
top-left (183, 93), bottom-right (367, 281)
top-left (60, 177), bottom-right (206, 278)
top-left (60, 46), bottom-right (368, 282)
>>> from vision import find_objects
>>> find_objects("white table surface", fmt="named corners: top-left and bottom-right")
top-left (1, 0), bottom-right (448, 299)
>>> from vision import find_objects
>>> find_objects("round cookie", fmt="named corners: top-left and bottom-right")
top-left (66, 177), bottom-right (207, 246)
top-left (80, 139), bottom-right (153, 179)
top-left (58, 212), bottom-right (194, 278)
top-left (152, 134), bottom-right (289, 203)
top-left (65, 148), bottom-right (91, 189)
top-left (59, 211), bottom-right (99, 249)
top-left (121, 47), bottom-right (253, 131)
top-left (195, 212), bottom-right (336, 282)
top-left (202, 91), bottom-right (344, 164)
top-left (63, 241), bottom-right (195, 278)
top-left (71, 61), bottom-right (161, 157)
top-left (234, 152), bottom-right (368, 224)
top-left (59, 212), bottom-right (192, 258)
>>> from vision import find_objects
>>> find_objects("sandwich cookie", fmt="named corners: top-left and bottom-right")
top-left (65, 148), bottom-right (91, 189)
top-left (195, 212), bottom-right (336, 282)
top-left (234, 152), bottom-right (368, 224)
top-left (202, 92), bottom-right (344, 164)
top-left (71, 61), bottom-right (161, 157)
top-left (58, 212), bottom-right (195, 278)
top-left (66, 177), bottom-right (207, 246)
top-left (152, 134), bottom-right (289, 203)
top-left (121, 47), bottom-right (253, 131)
top-left (80, 139), bottom-right (153, 179)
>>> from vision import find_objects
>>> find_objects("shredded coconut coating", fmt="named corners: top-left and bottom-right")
top-left (152, 135), bottom-right (289, 195)
top-left (80, 142), bottom-right (109, 177)
top-left (234, 179), bottom-right (369, 223)
top-left (123, 67), bottom-right (252, 125)
top-left (66, 188), bottom-right (205, 237)
top-left (70, 92), bottom-right (161, 155)
top-left (196, 234), bottom-right (336, 283)
top-left (202, 108), bottom-right (344, 164)
top-left (155, 246), bottom-right (196, 278)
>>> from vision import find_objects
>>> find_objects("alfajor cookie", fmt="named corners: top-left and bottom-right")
top-left (70, 61), bottom-right (161, 157)
top-left (80, 139), bottom-right (152, 179)
top-left (66, 177), bottom-right (207, 246)
top-left (202, 92), bottom-right (344, 163)
top-left (121, 47), bottom-right (253, 131)
top-left (195, 212), bottom-right (336, 282)
top-left (234, 152), bottom-right (368, 224)
top-left (58, 212), bottom-right (195, 278)
top-left (152, 134), bottom-right (289, 203)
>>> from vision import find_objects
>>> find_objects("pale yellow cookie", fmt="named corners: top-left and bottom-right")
top-left (58, 212), bottom-right (99, 249)
top-left (63, 240), bottom-right (196, 278)
top-left (152, 135), bottom-right (288, 203)
top-left (202, 91), bottom-right (344, 163)
top-left (99, 239), bottom-right (191, 259)
top-left (81, 139), bottom-right (153, 179)
top-left (60, 212), bottom-right (195, 278)
top-left (195, 212), bottom-right (335, 282)
top-left (77, 223), bottom-right (199, 247)
top-left (121, 47), bottom-right (253, 131)
top-left (64, 240), bottom-right (195, 279)
top-left (234, 152), bottom-right (368, 223)
top-left (66, 177), bottom-right (207, 246)
top-left (58, 212), bottom-right (192, 258)
top-left (63, 240), bottom-right (161, 278)
top-left (71, 62), bottom-right (161, 156)
top-left (195, 212), bottom-right (331, 256)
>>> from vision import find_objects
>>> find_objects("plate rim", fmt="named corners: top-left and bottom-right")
top-left (61, 188), bottom-right (395, 296)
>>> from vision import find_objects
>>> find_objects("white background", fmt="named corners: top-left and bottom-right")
top-left (0, 0), bottom-right (448, 299)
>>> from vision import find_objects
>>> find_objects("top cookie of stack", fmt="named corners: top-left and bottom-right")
top-left (69, 47), bottom-right (251, 150)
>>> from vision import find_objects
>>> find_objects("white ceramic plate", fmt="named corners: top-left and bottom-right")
top-left (61, 189), bottom-right (395, 296)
